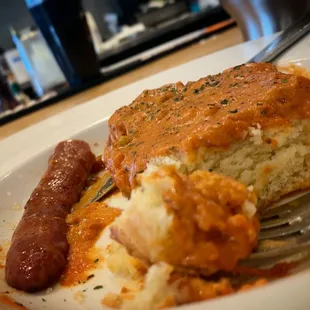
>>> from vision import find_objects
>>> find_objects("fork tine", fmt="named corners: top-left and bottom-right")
top-left (262, 203), bottom-right (303, 221)
top-left (272, 190), bottom-right (310, 208)
top-left (241, 190), bottom-right (310, 266)
top-left (261, 191), bottom-right (310, 220)
top-left (261, 206), bottom-right (310, 230)
top-left (243, 229), bottom-right (310, 264)
top-left (242, 240), bottom-right (310, 263)
top-left (259, 216), bottom-right (310, 240)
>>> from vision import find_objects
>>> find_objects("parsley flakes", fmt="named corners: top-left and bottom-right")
top-left (229, 109), bottom-right (238, 113)
top-left (87, 274), bottom-right (95, 280)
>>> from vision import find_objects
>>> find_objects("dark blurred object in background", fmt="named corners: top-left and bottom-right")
top-left (0, 47), bottom-right (19, 112)
top-left (221, 0), bottom-right (310, 41)
top-left (25, 0), bottom-right (101, 87)
top-left (118, 0), bottom-right (139, 25)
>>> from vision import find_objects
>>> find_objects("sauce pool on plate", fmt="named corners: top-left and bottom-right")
top-left (61, 202), bottom-right (121, 286)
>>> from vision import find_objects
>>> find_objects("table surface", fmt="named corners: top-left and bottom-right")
top-left (0, 26), bottom-right (242, 142)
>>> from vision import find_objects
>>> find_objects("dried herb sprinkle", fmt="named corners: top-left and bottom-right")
top-left (229, 109), bottom-right (238, 113)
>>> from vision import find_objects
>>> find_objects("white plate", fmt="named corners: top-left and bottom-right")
top-left (1, 33), bottom-right (310, 310)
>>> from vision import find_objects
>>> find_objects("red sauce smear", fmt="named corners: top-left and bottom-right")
top-left (0, 295), bottom-right (27, 310)
top-left (61, 202), bottom-right (121, 286)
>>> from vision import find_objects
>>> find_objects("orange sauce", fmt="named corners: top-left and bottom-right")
top-left (0, 295), bottom-right (27, 310)
top-left (105, 63), bottom-right (310, 194)
top-left (154, 167), bottom-right (259, 274)
top-left (61, 202), bottom-right (121, 286)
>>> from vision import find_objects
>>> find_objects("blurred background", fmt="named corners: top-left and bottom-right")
top-left (0, 0), bottom-right (309, 127)
top-left (0, 0), bottom-right (233, 123)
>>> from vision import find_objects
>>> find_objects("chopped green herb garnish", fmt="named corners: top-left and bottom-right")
top-left (193, 89), bottom-right (199, 94)
top-left (174, 97), bottom-right (181, 102)
top-left (94, 285), bottom-right (103, 290)
top-left (229, 83), bottom-right (239, 88)
top-left (171, 87), bottom-right (176, 93)
top-left (87, 274), bottom-right (95, 280)
top-left (282, 78), bottom-right (288, 83)
top-left (229, 109), bottom-right (238, 113)
top-left (220, 99), bottom-right (229, 105)
top-left (15, 302), bottom-right (24, 306)
top-left (183, 87), bottom-right (187, 92)
top-left (118, 135), bottom-right (132, 147)
top-left (94, 258), bottom-right (99, 264)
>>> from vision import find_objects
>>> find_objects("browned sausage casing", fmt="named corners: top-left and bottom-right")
top-left (5, 140), bottom-right (95, 292)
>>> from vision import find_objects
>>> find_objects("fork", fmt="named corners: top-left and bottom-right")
top-left (241, 190), bottom-right (310, 267)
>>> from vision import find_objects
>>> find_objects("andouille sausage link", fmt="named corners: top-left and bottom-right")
top-left (5, 140), bottom-right (95, 292)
